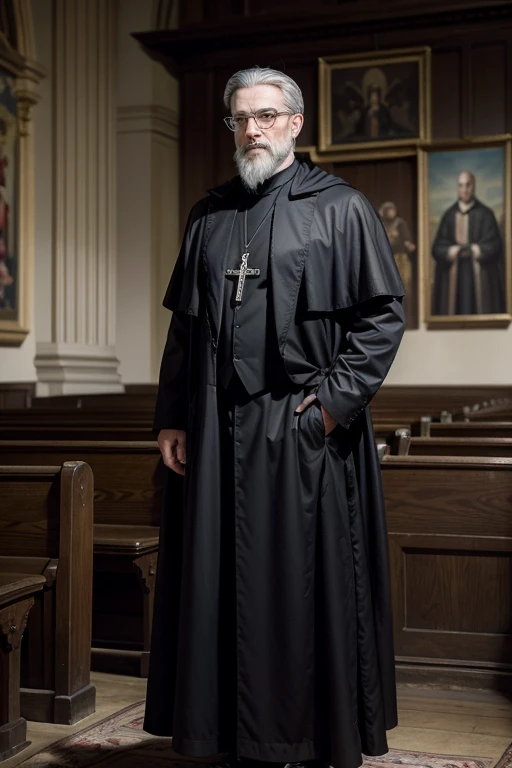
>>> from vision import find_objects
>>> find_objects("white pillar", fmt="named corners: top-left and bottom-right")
top-left (34, 0), bottom-right (122, 395)
top-left (116, 0), bottom-right (180, 384)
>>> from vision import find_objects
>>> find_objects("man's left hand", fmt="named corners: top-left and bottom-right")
top-left (295, 394), bottom-right (337, 435)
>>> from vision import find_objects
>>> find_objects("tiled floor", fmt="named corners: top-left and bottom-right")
top-left (5, 675), bottom-right (512, 768)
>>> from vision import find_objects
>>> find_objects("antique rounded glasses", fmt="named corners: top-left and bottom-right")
top-left (224, 109), bottom-right (293, 132)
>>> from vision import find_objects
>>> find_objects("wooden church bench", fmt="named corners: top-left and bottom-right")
top-left (91, 525), bottom-right (160, 677)
top-left (417, 420), bottom-right (512, 439)
top-left (0, 442), bottom-right (167, 677)
top-left (0, 463), bottom-right (95, 725)
top-left (0, 424), bottom-right (154, 442)
top-left (0, 572), bottom-right (45, 761)
top-left (389, 429), bottom-right (512, 458)
top-left (381, 454), bottom-right (512, 691)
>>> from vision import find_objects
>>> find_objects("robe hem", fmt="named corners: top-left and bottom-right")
top-left (238, 735), bottom-right (323, 763)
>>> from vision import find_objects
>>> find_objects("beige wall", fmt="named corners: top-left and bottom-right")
top-left (386, 325), bottom-right (511, 385)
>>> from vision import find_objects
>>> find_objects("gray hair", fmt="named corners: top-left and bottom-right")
top-left (224, 67), bottom-right (304, 115)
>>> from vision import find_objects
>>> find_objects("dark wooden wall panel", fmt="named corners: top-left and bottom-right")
top-left (214, 67), bottom-right (237, 186)
top-left (431, 49), bottom-right (461, 139)
top-left (405, 551), bottom-right (512, 633)
top-left (180, 69), bottom-right (216, 228)
top-left (0, 383), bottom-right (34, 409)
top-left (284, 63), bottom-right (318, 148)
top-left (472, 42), bottom-right (506, 135)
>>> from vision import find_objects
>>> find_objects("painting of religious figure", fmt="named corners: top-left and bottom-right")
top-left (378, 201), bottom-right (417, 328)
top-left (0, 68), bottom-right (17, 322)
top-left (319, 47), bottom-right (430, 152)
top-left (425, 142), bottom-right (511, 326)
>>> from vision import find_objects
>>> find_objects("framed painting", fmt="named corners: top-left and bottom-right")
top-left (421, 137), bottom-right (511, 328)
top-left (0, 68), bottom-right (18, 328)
top-left (318, 47), bottom-right (431, 153)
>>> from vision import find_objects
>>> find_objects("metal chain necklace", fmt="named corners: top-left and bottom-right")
top-left (225, 184), bottom-right (286, 304)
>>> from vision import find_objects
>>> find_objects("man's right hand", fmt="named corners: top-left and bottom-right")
top-left (158, 429), bottom-right (187, 475)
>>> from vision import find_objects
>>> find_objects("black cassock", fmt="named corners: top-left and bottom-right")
top-left (144, 159), bottom-right (405, 768)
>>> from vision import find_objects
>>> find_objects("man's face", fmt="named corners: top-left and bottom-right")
top-left (458, 172), bottom-right (475, 204)
top-left (230, 84), bottom-right (303, 191)
top-left (384, 206), bottom-right (396, 221)
top-left (369, 90), bottom-right (380, 107)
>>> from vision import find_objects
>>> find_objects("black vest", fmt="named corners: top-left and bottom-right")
top-left (217, 160), bottom-right (299, 394)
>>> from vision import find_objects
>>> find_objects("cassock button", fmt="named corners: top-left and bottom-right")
top-left (235, 324), bottom-right (240, 329)
top-left (233, 355), bottom-right (240, 361)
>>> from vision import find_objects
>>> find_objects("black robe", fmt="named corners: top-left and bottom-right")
top-left (432, 198), bottom-right (505, 315)
top-left (144, 160), bottom-right (405, 768)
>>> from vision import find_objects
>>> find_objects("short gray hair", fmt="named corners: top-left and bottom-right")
top-left (224, 67), bottom-right (304, 115)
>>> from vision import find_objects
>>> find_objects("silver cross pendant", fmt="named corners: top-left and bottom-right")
top-left (225, 251), bottom-right (260, 304)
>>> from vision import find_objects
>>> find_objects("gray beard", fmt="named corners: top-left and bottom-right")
top-left (234, 136), bottom-right (294, 192)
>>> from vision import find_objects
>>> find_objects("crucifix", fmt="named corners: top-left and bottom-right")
top-left (226, 252), bottom-right (261, 304)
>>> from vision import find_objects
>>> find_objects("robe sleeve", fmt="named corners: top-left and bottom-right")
top-left (315, 296), bottom-right (405, 429)
top-left (304, 190), bottom-right (405, 311)
top-left (432, 209), bottom-right (458, 264)
top-left (476, 208), bottom-right (503, 263)
top-left (153, 198), bottom-right (208, 432)
top-left (153, 310), bottom-right (190, 433)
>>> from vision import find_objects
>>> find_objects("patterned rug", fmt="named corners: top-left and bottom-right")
top-left (19, 701), bottom-right (511, 768)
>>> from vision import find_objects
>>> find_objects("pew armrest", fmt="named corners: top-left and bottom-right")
top-left (93, 524), bottom-right (159, 555)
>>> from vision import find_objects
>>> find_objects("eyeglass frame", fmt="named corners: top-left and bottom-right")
top-left (223, 109), bottom-right (295, 132)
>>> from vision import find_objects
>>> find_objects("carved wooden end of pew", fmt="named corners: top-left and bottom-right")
top-left (0, 463), bottom-right (96, 725)
top-left (0, 574), bottom-right (45, 761)
top-left (91, 525), bottom-right (159, 677)
top-left (0, 442), bottom-right (165, 679)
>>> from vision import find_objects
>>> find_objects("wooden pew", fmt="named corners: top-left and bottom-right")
top-left (0, 463), bottom-right (95, 724)
top-left (0, 408), bottom-right (153, 427)
top-left (0, 573), bottom-right (45, 760)
top-left (0, 442), bottom-right (167, 677)
top-left (31, 388), bottom-right (157, 411)
top-left (390, 429), bottom-right (512, 458)
top-left (372, 385), bottom-right (512, 424)
top-left (381, 454), bottom-right (512, 691)
top-left (0, 425), bottom-right (154, 442)
top-left (410, 437), bottom-right (512, 458)
top-left (418, 420), bottom-right (512, 438)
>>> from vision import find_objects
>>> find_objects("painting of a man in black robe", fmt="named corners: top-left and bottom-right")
top-left (319, 49), bottom-right (429, 151)
top-left (428, 146), bottom-right (508, 318)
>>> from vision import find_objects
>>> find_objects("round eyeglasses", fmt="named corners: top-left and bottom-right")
top-left (224, 109), bottom-right (293, 132)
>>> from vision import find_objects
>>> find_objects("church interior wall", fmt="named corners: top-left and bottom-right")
top-left (0, 0), bottom-right (511, 389)
top-left (153, 1), bottom-right (512, 388)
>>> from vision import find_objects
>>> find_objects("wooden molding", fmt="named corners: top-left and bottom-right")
top-left (133, 1), bottom-right (512, 70)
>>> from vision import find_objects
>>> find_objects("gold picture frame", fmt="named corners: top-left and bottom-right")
top-left (318, 47), bottom-right (431, 154)
top-left (421, 135), bottom-right (512, 329)
top-left (0, 38), bottom-right (42, 346)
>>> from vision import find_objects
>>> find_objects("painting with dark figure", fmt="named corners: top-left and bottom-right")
top-left (428, 146), bottom-right (508, 319)
top-left (319, 49), bottom-right (429, 152)
top-left (379, 201), bottom-right (416, 326)
top-left (0, 68), bottom-right (17, 319)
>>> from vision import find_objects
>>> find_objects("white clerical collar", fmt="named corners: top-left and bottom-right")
top-left (458, 199), bottom-right (475, 214)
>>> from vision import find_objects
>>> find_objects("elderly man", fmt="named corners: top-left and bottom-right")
top-left (432, 170), bottom-right (505, 315)
top-left (144, 67), bottom-right (405, 768)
